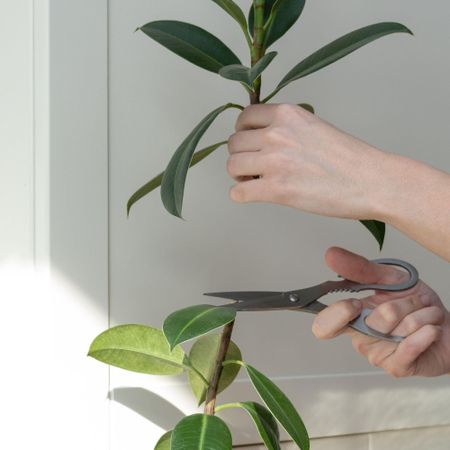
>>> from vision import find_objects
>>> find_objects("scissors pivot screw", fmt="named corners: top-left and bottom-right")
top-left (288, 294), bottom-right (300, 303)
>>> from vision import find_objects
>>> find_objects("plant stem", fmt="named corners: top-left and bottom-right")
top-left (250, 0), bottom-right (266, 104)
top-left (203, 320), bottom-right (235, 415)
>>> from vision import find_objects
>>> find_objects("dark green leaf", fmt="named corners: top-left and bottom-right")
top-left (244, 363), bottom-right (309, 450)
top-left (88, 325), bottom-right (185, 375)
top-left (187, 335), bottom-right (241, 405)
top-left (224, 402), bottom-right (280, 450)
top-left (264, 0), bottom-right (306, 47)
top-left (211, 0), bottom-right (248, 32)
top-left (139, 21), bottom-right (241, 73)
top-left (298, 103), bottom-right (315, 114)
top-left (277, 22), bottom-right (412, 90)
top-left (219, 52), bottom-right (278, 89)
top-left (361, 219), bottom-right (385, 250)
top-left (127, 141), bottom-right (226, 216)
top-left (160, 104), bottom-right (239, 218)
top-left (171, 414), bottom-right (232, 450)
top-left (155, 430), bottom-right (172, 450)
top-left (248, 0), bottom-right (305, 48)
top-left (163, 305), bottom-right (236, 350)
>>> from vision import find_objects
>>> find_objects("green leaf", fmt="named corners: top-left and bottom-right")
top-left (163, 305), bottom-right (236, 350)
top-left (219, 52), bottom-right (278, 89)
top-left (218, 402), bottom-right (280, 450)
top-left (161, 104), bottom-right (240, 218)
top-left (248, 0), bottom-right (305, 48)
top-left (361, 219), bottom-right (385, 250)
top-left (155, 430), bottom-right (172, 450)
top-left (264, 0), bottom-right (306, 48)
top-left (276, 22), bottom-right (412, 90)
top-left (138, 21), bottom-right (241, 73)
top-left (187, 335), bottom-right (242, 405)
top-left (211, 0), bottom-right (248, 33)
top-left (88, 325), bottom-right (185, 375)
top-left (127, 141), bottom-right (226, 216)
top-left (171, 414), bottom-right (232, 450)
top-left (298, 103), bottom-right (314, 114)
top-left (243, 363), bottom-right (309, 450)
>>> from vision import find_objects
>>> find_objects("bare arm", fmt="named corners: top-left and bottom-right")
top-left (227, 103), bottom-right (450, 261)
top-left (375, 154), bottom-right (450, 261)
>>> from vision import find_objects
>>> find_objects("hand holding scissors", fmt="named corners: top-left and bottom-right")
top-left (206, 247), bottom-right (449, 377)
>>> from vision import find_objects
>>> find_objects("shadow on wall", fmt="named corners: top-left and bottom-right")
top-left (110, 387), bottom-right (185, 431)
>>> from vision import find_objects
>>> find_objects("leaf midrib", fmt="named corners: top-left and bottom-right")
top-left (248, 367), bottom-right (304, 444)
top-left (89, 348), bottom-right (184, 368)
top-left (146, 25), bottom-right (236, 70)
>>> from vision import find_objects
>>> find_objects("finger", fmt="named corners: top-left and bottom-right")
top-left (229, 178), bottom-right (267, 203)
top-left (365, 295), bottom-right (426, 334)
top-left (312, 299), bottom-right (363, 339)
top-left (228, 129), bottom-right (265, 154)
top-left (391, 306), bottom-right (445, 336)
top-left (325, 246), bottom-right (407, 285)
top-left (227, 153), bottom-right (265, 179)
top-left (382, 324), bottom-right (442, 377)
top-left (352, 336), bottom-right (397, 368)
top-left (235, 104), bottom-right (279, 131)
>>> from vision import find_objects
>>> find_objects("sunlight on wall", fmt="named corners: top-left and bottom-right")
top-left (0, 259), bottom-right (108, 450)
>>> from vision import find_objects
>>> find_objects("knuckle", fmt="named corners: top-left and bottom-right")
top-left (274, 103), bottom-right (297, 120)
top-left (264, 126), bottom-right (285, 144)
top-left (377, 303), bottom-right (400, 326)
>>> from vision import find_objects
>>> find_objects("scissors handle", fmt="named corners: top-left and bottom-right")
top-left (299, 301), bottom-right (404, 343)
top-left (299, 258), bottom-right (419, 343)
top-left (341, 258), bottom-right (419, 292)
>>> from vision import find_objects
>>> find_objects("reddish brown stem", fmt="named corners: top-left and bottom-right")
top-left (203, 320), bottom-right (235, 415)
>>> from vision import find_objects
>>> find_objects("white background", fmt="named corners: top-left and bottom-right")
top-left (1, 1), bottom-right (449, 449)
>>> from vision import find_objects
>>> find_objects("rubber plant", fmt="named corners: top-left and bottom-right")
top-left (89, 1), bottom-right (412, 449)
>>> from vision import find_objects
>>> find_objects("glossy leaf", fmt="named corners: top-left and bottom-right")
top-left (276, 22), bottom-right (412, 91)
top-left (211, 0), bottom-right (248, 33)
top-left (154, 430), bottom-right (172, 450)
top-left (160, 104), bottom-right (239, 218)
top-left (187, 335), bottom-right (241, 405)
top-left (163, 305), bottom-right (236, 350)
top-left (243, 363), bottom-right (309, 450)
top-left (171, 414), bottom-right (232, 450)
top-left (127, 141), bottom-right (226, 216)
top-left (138, 21), bottom-right (241, 73)
top-left (88, 325), bottom-right (185, 375)
top-left (219, 52), bottom-right (278, 89)
top-left (220, 402), bottom-right (280, 450)
top-left (361, 219), bottom-right (385, 250)
top-left (249, 0), bottom-right (305, 48)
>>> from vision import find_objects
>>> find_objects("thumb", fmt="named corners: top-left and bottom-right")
top-left (325, 246), bottom-right (400, 285)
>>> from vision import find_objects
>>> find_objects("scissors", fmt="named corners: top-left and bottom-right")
top-left (204, 259), bottom-right (419, 343)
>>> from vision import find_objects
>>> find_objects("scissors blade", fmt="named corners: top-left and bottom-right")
top-left (204, 291), bottom-right (297, 311)
top-left (203, 291), bottom-right (282, 302)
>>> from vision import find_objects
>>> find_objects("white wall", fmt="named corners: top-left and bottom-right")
top-left (109, 0), bottom-right (450, 447)
top-left (1, 1), bottom-right (449, 449)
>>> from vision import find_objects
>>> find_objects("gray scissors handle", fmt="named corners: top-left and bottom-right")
top-left (302, 258), bottom-right (419, 342)
top-left (347, 258), bottom-right (419, 292)
top-left (349, 308), bottom-right (403, 343)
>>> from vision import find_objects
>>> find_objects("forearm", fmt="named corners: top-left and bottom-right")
top-left (374, 153), bottom-right (450, 262)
